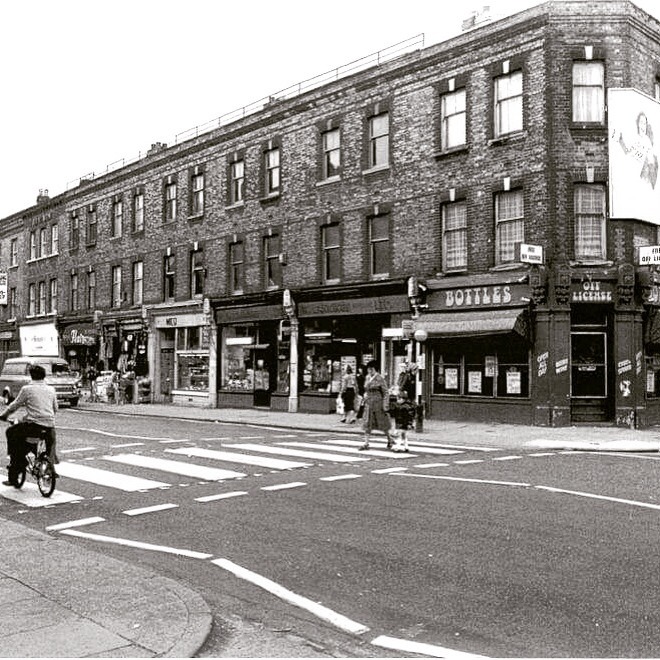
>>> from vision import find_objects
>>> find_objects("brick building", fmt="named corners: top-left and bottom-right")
top-left (3, 0), bottom-right (660, 427)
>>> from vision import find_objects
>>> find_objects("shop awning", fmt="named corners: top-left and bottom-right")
top-left (414, 308), bottom-right (529, 339)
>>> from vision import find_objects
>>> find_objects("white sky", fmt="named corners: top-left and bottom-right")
top-left (1, 0), bottom-right (659, 219)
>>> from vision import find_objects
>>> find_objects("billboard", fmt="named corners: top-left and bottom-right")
top-left (609, 88), bottom-right (660, 224)
top-left (19, 323), bottom-right (59, 357)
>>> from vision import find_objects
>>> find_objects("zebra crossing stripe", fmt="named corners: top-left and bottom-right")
top-left (225, 443), bottom-right (368, 463)
top-left (56, 462), bottom-right (170, 491)
top-left (165, 447), bottom-right (311, 470)
top-left (102, 454), bottom-right (246, 481)
top-left (279, 441), bottom-right (411, 459)
top-left (326, 439), bottom-right (463, 455)
top-left (0, 481), bottom-right (83, 507)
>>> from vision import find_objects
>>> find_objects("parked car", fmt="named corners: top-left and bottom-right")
top-left (0, 357), bottom-right (80, 407)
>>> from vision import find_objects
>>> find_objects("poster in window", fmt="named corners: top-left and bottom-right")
top-left (507, 368), bottom-right (521, 394)
top-left (485, 356), bottom-right (497, 377)
top-left (445, 367), bottom-right (458, 390)
top-left (647, 369), bottom-right (656, 394)
top-left (468, 371), bottom-right (482, 393)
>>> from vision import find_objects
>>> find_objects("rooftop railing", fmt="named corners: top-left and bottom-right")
top-left (64, 33), bottom-right (424, 192)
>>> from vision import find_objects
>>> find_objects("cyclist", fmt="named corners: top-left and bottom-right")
top-left (0, 364), bottom-right (58, 487)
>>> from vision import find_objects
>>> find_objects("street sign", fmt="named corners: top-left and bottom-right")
top-left (639, 245), bottom-right (660, 265)
top-left (517, 243), bottom-right (544, 264)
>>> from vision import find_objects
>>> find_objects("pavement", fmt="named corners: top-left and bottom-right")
top-left (2, 400), bottom-right (660, 658)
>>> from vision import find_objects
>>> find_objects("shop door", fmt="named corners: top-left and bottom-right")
top-left (253, 348), bottom-right (272, 407)
top-left (570, 331), bottom-right (612, 423)
top-left (160, 348), bottom-right (174, 399)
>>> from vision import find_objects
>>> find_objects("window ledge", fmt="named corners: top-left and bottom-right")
top-left (362, 165), bottom-right (390, 176)
top-left (570, 122), bottom-right (606, 131)
top-left (188, 213), bottom-right (204, 223)
top-left (225, 201), bottom-right (245, 211)
top-left (489, 263), bottom-right (527, 272)
top-left (85, 242), bottom-right (97, 249)
top-left (260, 193), bottom-right (281, 204)
top-left (488, 130), bottom-right (526, 147)
top-left (316, 176), bottom-right (341, 187)
top-left (9, 264), bottom-right (18, 270)
top-left (569, 259), bottom-right (613, 267)
top-left (434, 146), bottom-right (468, 159)
top-left (370, 273), bottom-right (390, 281)
top-left (132, 229), bottom-right (145, 236)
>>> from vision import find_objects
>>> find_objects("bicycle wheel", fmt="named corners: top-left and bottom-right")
top-left (35, 458), bottom-right (56, 497)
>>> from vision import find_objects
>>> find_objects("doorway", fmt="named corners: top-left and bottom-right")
top-left (570, 307), bottom-right (613, 423)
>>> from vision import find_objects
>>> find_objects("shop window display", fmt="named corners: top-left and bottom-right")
top-left (173, 326), bottom-right (210, 391)
top-left (433, 337), bottom-right (529, 397)
top-left (223, 326), bottom-right (257, 391)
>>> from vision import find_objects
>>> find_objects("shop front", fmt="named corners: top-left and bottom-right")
top-left (150, 308), bottom-right (213, 407)
top-left (60, 320), bottom-right (98, 376)
top-left (215, 302), bottom-right (282, 410)
top-left (0, 326), bottom-right (19, 371)
top-left (296, 288), bottom-right (411, 413)
top-left (416, 277), bottom-right (535, 424)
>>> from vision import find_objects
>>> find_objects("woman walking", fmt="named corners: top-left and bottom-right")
top-left (339, 365), bottom-right (358, 424)
top-left (359, 360), bottom-right (394, 450)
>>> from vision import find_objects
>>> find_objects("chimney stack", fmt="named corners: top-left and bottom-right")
top-left (36, 188), bottom-right (50, 205)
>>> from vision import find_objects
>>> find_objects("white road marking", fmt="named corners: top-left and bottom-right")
top-left (56, 462), bottom-right (170, 491)
top-left (61, 447), bottom-right (96, 454)
top-left (46, 517), bottom-right (105, 531)
top-left (454, 460), bottom-right (483, 465)
top-left (281, 441), bottom-right (407, 458)
top-left (371, 634), bottom-right (488, 658)
top-left (111, 442), bottom-right (145, 448)
top-left (394, 473), bottom-right (530, 488)
top-left (327, 438), bottom-right (498, 452)
top-left (326, 439), bottom-right (459, 456)
top-left (59, 529), bottom-right (212, 559)
top-left (272, 434), bottom-right (299, 438)
top-left (159, 439), bottom-right (193, 444)
top-left (66, 427), bottom-right (180, 441)
top-left (372, 467), bottom-right (409, 474)
top-left (0, 481), bottom-right (83, 507)
top-left (195, 491), bottom-right (248, 502)
top-left (535, 485), bottom-right (660, 510)
top-left (226, 443), bottom-right (368, 463)
top-left (261, 482), bottom-right (307, 491)
top-left (102, 453), bottom-right (246, 481)
top-left (166, 447), bottom-right (311, 470)
top-left (492, 455), bottom-right (522, 461)
top-left (212, 558), bottom-right (370, 635)
top-left (414, 462), bottom-right (449, 468)
top-left (123, 503), bottom-right (179, 516)
top-left (528, 452), bottom-right (556, 457)
top-left (320, 474), bottom-right (362, 482)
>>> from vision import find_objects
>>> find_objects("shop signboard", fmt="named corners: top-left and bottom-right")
top-left (570, 280), bottom-right (614, 303)
top-left (429, 283), bottom-right (530, 310)
top-left (639, 245), bottom-right (660, 265)
top-left (19, 323), bottom-right (59, 357)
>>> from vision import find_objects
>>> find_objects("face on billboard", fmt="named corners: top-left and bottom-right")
top-left (609, 88), bottom-right (660, 224)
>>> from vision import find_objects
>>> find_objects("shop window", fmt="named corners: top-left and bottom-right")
top-left (222, 325), bottom-right (258, 391)
top-left (646, 354), bottom-right (660, 398)
top-left (174, 326), bottom-right (210, 391)
top-left (433, 337), bottom-right (529, 397)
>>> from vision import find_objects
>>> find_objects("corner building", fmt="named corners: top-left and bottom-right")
top-left (5, 1), bottom-right (660, 427)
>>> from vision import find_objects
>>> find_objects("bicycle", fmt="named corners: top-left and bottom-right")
top-left (5, 423), bottom-right (57, 498)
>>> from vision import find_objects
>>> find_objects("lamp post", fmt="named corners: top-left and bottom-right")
top-left (413, 328), bottom-right (427, 432)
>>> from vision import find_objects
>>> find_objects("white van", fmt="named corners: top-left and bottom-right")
top-left (0, 357), bottom-right (80, 407)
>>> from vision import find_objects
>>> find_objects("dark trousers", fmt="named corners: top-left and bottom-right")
top-left (6, 423), bottom-right (57, 483)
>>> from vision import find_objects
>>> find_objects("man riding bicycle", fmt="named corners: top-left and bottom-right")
top-left (0, 364), bottom-right (58, 487)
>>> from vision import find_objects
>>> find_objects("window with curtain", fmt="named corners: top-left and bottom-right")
top-left (112, 199), bottom-right (123, 237)
top-left (51, 224), bottom-right (58, 254)
top-left (165, 182), bottom-right (177, 222)
top-left (87, 270), bottom-right (96, 310)
top-left (191, 173), bottom-right (204, 215)
top-left (111, 265), bottom-right (122, 308)
top-left (441, 89), bottom-right (466, 150)
top-left (164, 255), bottom-right (175, 300)
top-left (70, 273), bottom-right (79, 311)
top-left (495, 189), bottom-right (524, 265)
top-left (494, 71), bottom-right (523, 137)
top-left (264, 234), bottom-right (282, 288)
top-left (265, 148), bottom-right (280, 195)
top-left (572, 61), bottom-right (604, 123)
top-left (28, 283), bottom-right (36, 316)
top-left (87, 208), bottom-right (97, 245)
top-left (132, 261), bottom-right (144, 305)
top-left (230, 160), bottom-right (244, 204)
top-left (49, 278), bottom-right (57, 313)
top-left (133, 192), bottom-right (144, 232)
top-left (574, 184), bottom-right (606, 260)
top-left (38, 281), bottom-right (46, 315)
top-left (443, 201), bottom-right (467, 271)
top-left (190, 249), bottom-right (204, 296)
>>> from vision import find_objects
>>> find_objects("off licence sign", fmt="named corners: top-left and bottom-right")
top-left (639, 245), bottom-right (660, 264)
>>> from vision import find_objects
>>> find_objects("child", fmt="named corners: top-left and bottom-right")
top-left (390, 392), bottom-right (415, 452)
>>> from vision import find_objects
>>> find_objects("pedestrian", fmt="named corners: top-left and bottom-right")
top-left (339, 365), bottom-right (358, 424)
top-left (390, 391), bottom-right (415, 452)
top-left (355, 365), bottom-right (366, 420)
top-left (112, 371), bottom-right (123, 405)
top-left (87, 364), bottom-right (98, 402)
top-left (359, 360), bottom-right (394, 450)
